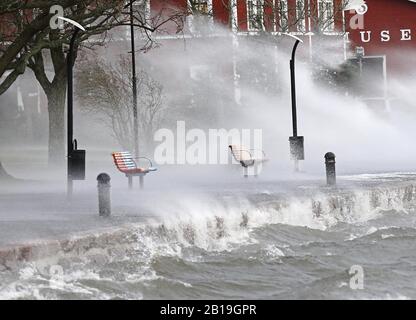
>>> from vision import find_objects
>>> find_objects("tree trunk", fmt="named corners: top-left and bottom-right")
top-left (47, 83), bottom-right (67, 166)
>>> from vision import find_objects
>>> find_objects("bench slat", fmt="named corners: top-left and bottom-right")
top-left (117, 162), bottom-right (135, 166)
top-left (112, 151), bottom-right (137, 172)
top-left (116, 164), bottom-right (135, 168)
top-left (115, 159), bottom-right (135, 164)
top-left (229, 145), bottom-right (252, 162)
top-left (114, 158), bottom-right (134, 162)
top-left (115, 158), bottom-right (134, 162)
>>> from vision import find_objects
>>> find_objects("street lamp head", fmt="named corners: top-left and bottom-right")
top-left (57, 16), bottom-right (85, 31)
top-left (344, 0), bottom-right (368, 15)
top-left (282, 33), bottom-right (304, 43)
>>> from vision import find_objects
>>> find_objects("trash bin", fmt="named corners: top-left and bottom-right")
top-left (69, 149), bottom-right (86, 180)
top-left (289, 136), bottom-right (305, 160)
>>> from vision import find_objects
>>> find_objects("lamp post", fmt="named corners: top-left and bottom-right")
top-left (284, 33), bottom-right (304, 172)
top-left (58, 17), bottom-right (86, 199)
top-left (129, 1), bottom-right (139, 158)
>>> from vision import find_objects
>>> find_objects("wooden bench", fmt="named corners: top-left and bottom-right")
top-left (112, 151), bottom-right (157, 189)
top-left (229, 145), bottom-right (267, 177)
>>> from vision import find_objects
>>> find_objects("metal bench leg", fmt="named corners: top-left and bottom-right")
top-left (128, 176), bottom-right (133, 189)
top-left (139, 175), bottom-right (144, 189)
top-left (243, 167), bottom-right (248, 178)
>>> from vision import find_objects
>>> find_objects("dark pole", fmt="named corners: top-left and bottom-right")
top-left (67, 28), bottom-right (81, 198)
top-left (130, 2), bottom-right (139, 158)
top-left (290, 39), bottom-right (300, 137)
top-left (287, 38), bottom-right (304, 172)
top-left (325, 152), bottom-right (336, 186)
top-left (97, 173), bottom-right (111, 217)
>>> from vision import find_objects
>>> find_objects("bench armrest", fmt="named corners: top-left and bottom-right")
top-left (250, 149), bottom-right (266, 158)
top-left (134, 156), bottom-right (153, 168)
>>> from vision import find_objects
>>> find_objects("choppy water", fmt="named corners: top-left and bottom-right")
top-left (1, 180), bottom-right (416, 300)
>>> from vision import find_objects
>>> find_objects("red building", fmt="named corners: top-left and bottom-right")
top-left (1, 0), bottom-right (415, 133)
top-left (146, 0), bottom-right (416, 110)
top-left (149, 0), bottom-right (345, 31)
top-left (1, 0), bottom-right (414, 81)
top-left (346, 0), bottom-right (416, 78)
top-left (148, 0), bottom-right (415, 74)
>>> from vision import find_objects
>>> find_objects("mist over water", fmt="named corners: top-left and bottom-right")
top-left (1, 24), bottom-right (416, 300)
top-left (113, 27), bottom-right (416, 175)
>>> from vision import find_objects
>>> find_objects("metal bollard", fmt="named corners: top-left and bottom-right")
top-left (97, 173), bottom-right (111, 217)
top-left (325, 152), bottom-right (336, 186)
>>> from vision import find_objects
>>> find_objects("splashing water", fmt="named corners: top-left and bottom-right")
top-left (1, 179), bottom-right (416, 300)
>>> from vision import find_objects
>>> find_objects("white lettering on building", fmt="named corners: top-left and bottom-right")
top-left (380, 30), bottom-right (390, 42)
top-left (356, 29), bottom-right (414, 43)
top-left (401, 29), bottom-right (412, 41)
top-left (360, 31), bottom-right (372, 43)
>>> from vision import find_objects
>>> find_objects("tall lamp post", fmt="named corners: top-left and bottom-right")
top-left (129, 1), bottom-right (139, 158)
top-left (284, 33), bottom-right (305, 172)
top-left (58, 17), bottom-right (87, 199)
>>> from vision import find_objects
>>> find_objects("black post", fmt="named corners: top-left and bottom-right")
top-left (67, 28), bottom-right (81, 198)
top-left (290, 39), bottom-right (300, 138)
top-left (130, 2), bottom-right (139, 158)
top-left (325, 152), bottom-right (336, 186)
top-left (288, 39), bottom-right (304, 172)
top-left (97, 173), bottom-right (111, 217)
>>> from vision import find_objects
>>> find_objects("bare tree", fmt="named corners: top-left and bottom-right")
top-left (190, 0), bottom-right (349, 34)
top-left (76, 55), bottom-right (164, 154)
top-left (257, 0), bottom-right (347, 34)
top-left (0, 1), bottom-right (187, 164)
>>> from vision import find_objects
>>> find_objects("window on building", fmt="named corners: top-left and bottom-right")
top-left (318, 0), bottom-right (334, 32)
top-left (296, 0), bottom-right (306, 32)
top-left (247, 0), bottom-right (264, 31)
top-left (125, 0), bottom-right (148, 39)
top-left (133, 0), bottom-right (148, 18)
top-left (279, 0), bottom-right (289, 32)
top-left (188, 1), bottom-right (213, 34)
top-left (193, 1), bottom-right (209, 15)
